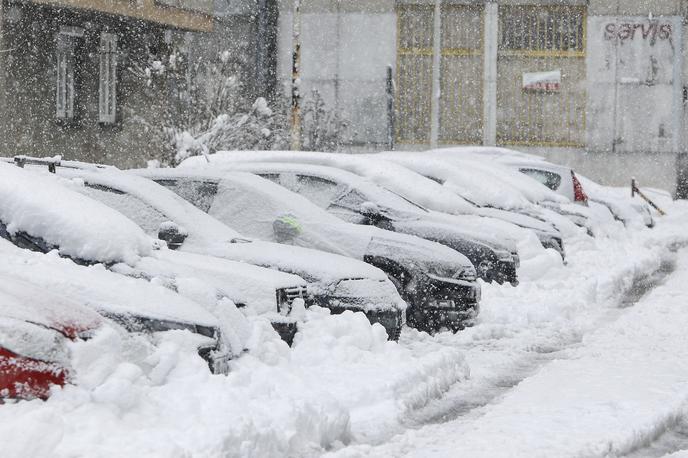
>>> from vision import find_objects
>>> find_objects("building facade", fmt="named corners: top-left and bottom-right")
top-left (276, 0), bottom-right (688, 190)
top-left (0, 0), bottom-right (213, 166)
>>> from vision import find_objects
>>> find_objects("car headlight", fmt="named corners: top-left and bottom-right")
top-left (495, 249), bottom-right (513, 262)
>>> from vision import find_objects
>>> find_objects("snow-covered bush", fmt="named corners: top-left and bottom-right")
top-left (128, 46), bottom-right (287, 167)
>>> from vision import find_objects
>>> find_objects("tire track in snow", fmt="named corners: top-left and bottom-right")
top-left (619, 410), bottom-right (688, 457)
top-left (404, 257), bottom-right (677, 430)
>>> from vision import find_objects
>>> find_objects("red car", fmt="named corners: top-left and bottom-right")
top-left (0, 278), bottom-right (102, 400)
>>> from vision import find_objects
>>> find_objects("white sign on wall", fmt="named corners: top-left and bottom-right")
top-left (522, 70), bottom-right (561, 92)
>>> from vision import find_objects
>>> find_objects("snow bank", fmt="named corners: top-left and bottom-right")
top-left (291, 307), bottom-right (469, 441)
top-left (0, 304), bottom-right (467, 457)
top-left (0, 163), bottom-right (152, 264)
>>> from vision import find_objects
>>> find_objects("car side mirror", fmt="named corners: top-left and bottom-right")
top-left (359, 201), bottom-right (381, 217)
top-left (273, 214), bottom-right (301, 243)
top-left (158, 221), bottom-right (188, 250)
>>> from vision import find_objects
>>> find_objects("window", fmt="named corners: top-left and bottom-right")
top-left (78, 184), bottom-right (169, 235)
top-left (154, 179), bottom-right (219, 213)
top-left (56, 32), bottom-right (77, 120)
top-left (499, 6), bottom-right (585, 53)
top-left (293, 175), bottom-right (342, 209)
top-left (99, 33), bottom-right (118, 124)
top-left (519, 168), bottom-right (562, 191)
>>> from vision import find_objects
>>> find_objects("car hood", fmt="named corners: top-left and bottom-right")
top-left (0, 276), bottom-right (103, 338)
top-left (394, 220), bottom-right (516, 253)
top-left (474, 206), bottom-right (558, 234)
top-left (366, 228), bottom-right (476, 278)
top-left (182, 238), bottom-right (390, 286)
top-left (0, 239), bottom-right (220, 330)
top-left (135, 248), bottom-right (308, 315)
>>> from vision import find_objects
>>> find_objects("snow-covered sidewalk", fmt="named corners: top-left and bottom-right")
top-left (329, 206), bottom-right (688, 458)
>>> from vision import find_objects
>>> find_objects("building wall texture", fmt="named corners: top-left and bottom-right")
top-left (277, 0), bottom-right (688, 191)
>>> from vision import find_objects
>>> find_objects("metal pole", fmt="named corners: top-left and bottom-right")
top-left (386, 65), bottom-right (395, 150)
top-left (429, 0), bottom-right (441, 149)
top-left (290, 0), bottom-right (302, 151)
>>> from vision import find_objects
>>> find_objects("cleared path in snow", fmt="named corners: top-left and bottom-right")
top-left (331, 242), bottom-right (688, 458)
top-left (329, 209), bottom-right (688, 457)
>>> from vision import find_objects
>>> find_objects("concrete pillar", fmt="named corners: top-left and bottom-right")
top-left (482, 0), bottom-right (498, 146)
top-left (429, 0), bottom-right (441, 149)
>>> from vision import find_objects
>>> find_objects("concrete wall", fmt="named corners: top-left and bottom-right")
top-left (277, 0), bottom-right (396, 147)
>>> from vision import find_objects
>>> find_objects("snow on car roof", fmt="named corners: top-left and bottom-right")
top-left (0, 162), bottom-right (152, 265)
top-left (0, 238), bottom-right (220, 328)
top-left (51, 165), bottom-right (245, 243)
top-left (429, 146), bottom-right (544, 161)
top-left (180, 150), bottom-right (479, 216)
top-left (424, 149), bottom-right (567, 204)
top-left (207, 161), bottom-right (430, 214)
top-left (373, 152), bottom-right (533, 209)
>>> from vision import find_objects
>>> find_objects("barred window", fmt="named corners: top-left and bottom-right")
top-left (499, 6), bottom-right (585, 53)
top-left (99, 32), bottom-right (118, 124)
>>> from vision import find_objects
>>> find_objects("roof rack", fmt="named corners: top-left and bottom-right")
top-left (5, 155), bottom-right (112, 173)
top-left (14, 155), bottom-right (62, 173)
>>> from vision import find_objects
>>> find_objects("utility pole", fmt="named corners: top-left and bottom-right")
top-left (290, 0), bottom-right (302, 151)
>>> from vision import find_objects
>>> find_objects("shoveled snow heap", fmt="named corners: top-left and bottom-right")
top-left (0, 305), bottom-right (468, 458)
top-left (0, 162), bottom-right (152, 264)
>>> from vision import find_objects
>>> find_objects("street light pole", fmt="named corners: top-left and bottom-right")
top-left (290, 0), bottom-right (302, 151)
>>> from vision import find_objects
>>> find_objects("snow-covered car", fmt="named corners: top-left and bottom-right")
top-left (0, 161), bottom-right (305, 345)
top-left (423, 147), bottom-right (597, 232)
top-left (577, 175), bottom-right (655, 228)
top-left (180, 151), bottom-right (565, 259)
top-left (0, 275), bottom-right (102, 400)
top-left (485, 156), bottom-right (654, 228)
top-left (15, 159), bottom-right (409, 341)
top-left (137, 168), bottom-right (481, 333)
top-left (0, 237), bottom-right (235, 377)
top-left (209, 161), bottom-right (520, 285)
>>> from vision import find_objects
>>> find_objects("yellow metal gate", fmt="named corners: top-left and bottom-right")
top-left (396, 4), bottom-right (434, 144)
top-left (396, 3), bottom-right (484, 145)
top-left (439, 4), bottom-right (484, 144)
top-left (496, 5), bottom-right (586, 146)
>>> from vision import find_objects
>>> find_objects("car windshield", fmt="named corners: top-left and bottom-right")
top-left (332, 188), bottom-right (427, 221)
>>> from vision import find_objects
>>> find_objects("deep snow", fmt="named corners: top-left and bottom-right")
top-left (3, 183), bottom-right (688, 458)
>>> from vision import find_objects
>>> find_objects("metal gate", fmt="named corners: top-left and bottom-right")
top-left (396, 4), bottom-right (434, 144)
top-left (439, 4), bottom-right (484, 144)
top-left (496, 5), bottom-right (586, 146)
top-left (396, 3), bottom-right (484, 145)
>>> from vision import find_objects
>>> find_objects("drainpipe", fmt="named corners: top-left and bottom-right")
top-left (482, 0), bottom-right (498, 146)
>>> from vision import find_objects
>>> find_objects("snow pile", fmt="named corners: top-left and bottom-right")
top-left (0, 324), bottom-right (350, 458)
top-left (0, 163), bottom-right (152, 264)
top-left (291, 307), bottom-right (469, 440)
top-left (0, 304), bottom-right (468, 457)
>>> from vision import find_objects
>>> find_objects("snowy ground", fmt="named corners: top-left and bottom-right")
top-left (3, 201), bottom-right (688, 457)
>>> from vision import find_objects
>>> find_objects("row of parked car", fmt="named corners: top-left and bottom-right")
top-left (0, 147), bottom-right (654, 400)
